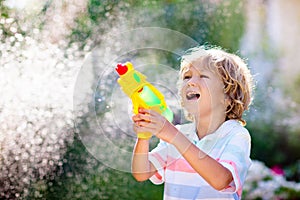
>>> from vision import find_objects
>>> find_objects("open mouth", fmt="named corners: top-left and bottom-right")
top-left (186, 91), bottom-right (200, 100)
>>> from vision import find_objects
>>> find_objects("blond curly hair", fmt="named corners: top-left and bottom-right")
top-left (179, 46), bottom-right (254, 126)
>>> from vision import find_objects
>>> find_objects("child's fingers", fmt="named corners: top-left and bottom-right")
top-left (138, 108), bottom-right (151, 114)
top-left (133, 121), bottom-right (155, 132)
top-left (132, 114), bottom-right (151, 123)
top-left (139, 108), bottom-right (161, 118)
top-left (132, 114), bottom-right (140, 122)
top-left (132, 114), bottom-right (146, 122)
top-left (136, 120), bottom-right (152, 128)
top-left (138, 113), bottom-right (152, 122)
top-left (133, 123), bottom-right (141, 132)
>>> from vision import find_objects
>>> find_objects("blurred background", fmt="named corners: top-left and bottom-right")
top-left (1, 0), bottom-right (300, 199)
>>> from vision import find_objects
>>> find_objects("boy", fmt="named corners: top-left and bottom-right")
top-left (132, 46), bottom-right (253, 199)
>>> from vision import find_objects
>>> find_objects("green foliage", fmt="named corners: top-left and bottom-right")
top-left (247, 115), bottom-right (300, 170)
top-left (245, 69), bottom-right (300, 175)
top-left (0, 0), bottom-right (10, 18)
top-left (88, 0), bottom-right (120, 23)
top-left (247, 120), bottom-right (288, 166)
top-left (70, 0), bottom-right (246, 53)
top-left (69, 15), bottom-right (93, 49)
top-left (130, 0), bottom-right (245, 51)
top-left (275, 186), bottom-right (300, 200)
top-left (0, 1), bottom-right (23, 41)
top-left (285, 161), bottom-right (300, 182)
top-left (289, 72), bottom-right (300, 104)
top-left (41, 134), bottom-right (163, 200)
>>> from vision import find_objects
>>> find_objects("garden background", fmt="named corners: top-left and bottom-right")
top-left (1, 0), bottom-right (300, 199)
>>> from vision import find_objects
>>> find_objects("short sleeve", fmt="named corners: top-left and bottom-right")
top-left (148, 140), bottom-right (168, 184)
top-left (218, 128), bottom-right (251, 197)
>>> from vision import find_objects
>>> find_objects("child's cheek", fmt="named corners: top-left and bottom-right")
top-left (178, 85), bottom-right (185, 99)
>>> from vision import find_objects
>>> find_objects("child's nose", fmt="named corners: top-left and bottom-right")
top-left (187, 78), bottom-right (197, 87)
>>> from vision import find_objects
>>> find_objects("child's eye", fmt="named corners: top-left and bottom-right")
top-left (200, 75), bottom-right (209, 79)
top-left (183, 75), bottom-right (191, 80)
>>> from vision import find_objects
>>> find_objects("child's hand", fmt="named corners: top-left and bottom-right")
top-left (132, 108), bottom-right (177, 143)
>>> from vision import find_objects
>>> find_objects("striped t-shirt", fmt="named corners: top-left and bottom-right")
top-left (149, 120), bottom-right (251, 200)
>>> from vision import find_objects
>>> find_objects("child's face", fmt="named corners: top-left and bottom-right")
top-left (179, 60), bottom-right (227, 122)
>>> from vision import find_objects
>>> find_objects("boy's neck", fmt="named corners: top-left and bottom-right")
top-left (195, 116), bottom-right (225, 139)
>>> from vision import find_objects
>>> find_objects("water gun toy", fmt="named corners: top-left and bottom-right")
top-left (115, 62), bottom-right (173, 139)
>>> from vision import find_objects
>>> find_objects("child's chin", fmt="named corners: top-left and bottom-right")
top-left (184, 106), bottom-right (199, 116)
top-left (184, 100), bottom-right (200, 108)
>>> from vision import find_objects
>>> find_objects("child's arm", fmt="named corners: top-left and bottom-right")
top-left (170, 131), bottom-right (233, 190)
top-left (135, 108), bottom-right (233, 190)
top-left (131, 115), bottom-right (157, 181)
top-left (131, 139), bottom-right (157, 181)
